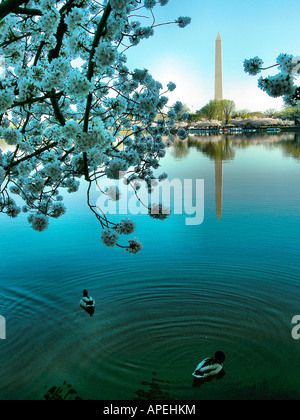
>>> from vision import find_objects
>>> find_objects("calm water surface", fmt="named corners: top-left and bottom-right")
top-left (0, 133), bottom-right (299, 400)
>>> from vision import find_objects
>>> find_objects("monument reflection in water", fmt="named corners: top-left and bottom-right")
top-left (182, 132), bottom-right (298, 220)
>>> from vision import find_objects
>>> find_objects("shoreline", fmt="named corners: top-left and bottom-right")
top-left (174, 122), bottom-right (300, 134)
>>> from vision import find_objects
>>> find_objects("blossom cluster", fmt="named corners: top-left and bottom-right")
top-left (258, 73), bottom-right (295, 98)
top-left (244, 54), bottom-right (300, 106)
top-left (0, 0), bottom-right (191, 254)
top-left (243, 57), bottom-right (264, 76)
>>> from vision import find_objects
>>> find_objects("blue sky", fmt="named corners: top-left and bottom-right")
top-left (126, 0), bottom-right (300, 112)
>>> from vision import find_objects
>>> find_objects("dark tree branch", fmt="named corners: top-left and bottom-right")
top-left (87, 3), bottom-right (112, 82)
top-left (50, 91), bottom-right (66, 126)
top-left (0, 0), bottom-right (27, 20)
top-left (82, 3), bottom-right (112, 181)
top-left (12, 91), bottom-right (63, 108)
top-left (13, 6), bottom-right (42, 16)
top-left (47, 3), bottom-right (82, 126)
top-left (33, 41), bottom-right (46, 66)
top-left (5, 141), bottom-right (58, 170)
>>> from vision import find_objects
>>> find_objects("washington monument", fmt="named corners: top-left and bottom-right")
top-left (215, 33), bottom-right (223, 100)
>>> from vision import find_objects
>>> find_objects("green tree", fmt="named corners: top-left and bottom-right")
top-left (232, 109), bottom-right (251, 119)
top-left (219, 99), bottom-right (236, 124)
top-left (199, 100), bottom-right (219, 120)
top-left (195, 99), bottom-right (235, 123)
top-left (278, 105), bottom-right (300, 124)
top-left (264, 108), bottom-right (278, 118)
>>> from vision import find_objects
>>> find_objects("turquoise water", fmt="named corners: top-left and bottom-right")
top-left (0, 133), bottom-right (299, 400)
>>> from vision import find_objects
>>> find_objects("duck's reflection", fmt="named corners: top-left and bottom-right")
top-left (192, 368), bottom-right (226, 388)
top-left (81, 306), bottom-right (95, 317)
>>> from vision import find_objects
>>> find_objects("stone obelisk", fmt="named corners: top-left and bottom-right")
top-left (215, 33), bottom-right (223, 101)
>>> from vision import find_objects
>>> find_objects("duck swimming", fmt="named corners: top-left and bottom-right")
top-left (192, 351), bottom-right (226, 379)
top-left (80, 289), bottom-right (95, 317)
